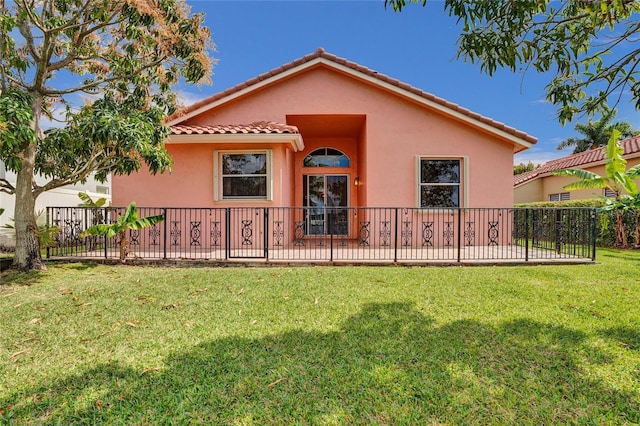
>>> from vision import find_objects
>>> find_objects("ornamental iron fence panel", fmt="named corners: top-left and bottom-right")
top-left (46, 207), bottom-right (596, 263)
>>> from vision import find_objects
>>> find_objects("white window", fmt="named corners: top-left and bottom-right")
top-left (214, 150), bottom-right (272, 201)
top-left (604, 188), bottom-right (616, 198)
top-left (418, 158), bottom-right (461, 208)
top-left (549, 192), bottom-right (570, 201)
top-left (95, 186), bottom-right (110, 195)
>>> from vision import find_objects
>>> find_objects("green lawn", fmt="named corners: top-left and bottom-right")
top-left (1, 250), bottom-right (639, 424)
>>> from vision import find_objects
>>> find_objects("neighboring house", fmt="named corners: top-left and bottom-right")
top-left (514, 136), bottom-right (640, 204)
top-left (0, 160), bottom-right (111, 247)
top-left (114, 48), bottom-right (536, 215)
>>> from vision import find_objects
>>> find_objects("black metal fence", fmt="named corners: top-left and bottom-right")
top-left (46, 206), bottom-right (597, 263)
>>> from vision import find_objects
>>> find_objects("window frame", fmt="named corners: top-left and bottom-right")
top-left (213, 149), bottom-right (273, 202)
top-left (415, 156), bottom-right (467, 209)
top-left (95, 186), bottom-right (110, 195)
top-left (549, 192), bottom-right (570, 202)
top-left (303, 147), bottom-right (350, 168)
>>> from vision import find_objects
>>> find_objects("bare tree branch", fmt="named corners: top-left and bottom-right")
top-left (0, 177), bottom-right (15, 194)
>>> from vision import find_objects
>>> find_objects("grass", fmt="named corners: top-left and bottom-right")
top-left (1, 249), bottom-right (639, 424)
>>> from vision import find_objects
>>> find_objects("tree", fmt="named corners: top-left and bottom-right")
top-left (0, 0), bottom-right (214, 271)
top-left (384, 0), bottom-right (640, 123)
top-left (514, 161), bottom-right (538, 175)
top-left (554, 130), bottom-right (640, 248)
top-left (556, 108), bottom-right (639, 154)
top-left (82, 202), bottom-right (164, 262)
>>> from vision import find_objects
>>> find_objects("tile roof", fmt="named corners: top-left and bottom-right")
top-left (171, 121), bottom-right (299, 135)
top-left (168, 48), bottom-right (536, 146)
top-left (514, 136), bottom-right (640, 186)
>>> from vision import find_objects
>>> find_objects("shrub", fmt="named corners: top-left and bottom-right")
top-left (515, 199), bottom-right (636, 247)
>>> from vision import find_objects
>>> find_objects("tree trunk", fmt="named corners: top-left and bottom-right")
top-left (119, 231), bottom-right (128, 263)
top-left (634, 209), bottom-right (640, 249)
top-left (13, 143), bottom-right (45, 271)
top-left (12, 95), bottom-right (45, 271)
top-left (615, 210), bottom-right (627, 248)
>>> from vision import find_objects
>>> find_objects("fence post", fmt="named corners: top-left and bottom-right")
top-left (225, 208), bottom-right (230, 260)
top-left (163, 208), bottom-right (168, 260)
top-left (394, 208), bottom-right (399, 263)
top-left (263, 208), bottom-right (269, 260)
top-left (525, 208), bottom-right (529, 262)
top-left (329, 211), bottom-right (333, 262)
top-left (591, 208), bottom-right (597, 261)
top-left (46, 207), bottom-right (50, 259)
top-left (103, 208), bottom-right (108, 259)
top-left (457, 208), bottom-right (462, 263)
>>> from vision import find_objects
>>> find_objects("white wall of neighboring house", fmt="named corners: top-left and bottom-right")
top-left (0, 161), bottom-right (111, 248)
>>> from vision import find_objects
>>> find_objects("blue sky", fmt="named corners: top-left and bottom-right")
top-left (180, 0), bottom-right (640, 166)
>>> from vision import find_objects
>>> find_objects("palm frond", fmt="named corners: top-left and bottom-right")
top-left (121, 202), bottom-right (138, 223)
top-left (626, 164), bottom-right (640, 180)
top-left (554, 168), bottom-right (603, 180)
top-left (556, 137), bottom-right (579, 150)
top-left (82, 224), bottom-right (112, 238)
top-left (563, 178), bottom-right (608, 191)
top-left (605, 130), bottom-right (626, 178)
top-left (128, 214), bottom-right (165, 230)
top-left (621, 175), bottom-right (638, 195)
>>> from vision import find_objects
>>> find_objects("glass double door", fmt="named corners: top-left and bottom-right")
top-left (303, 175), bottom-right (349, 235)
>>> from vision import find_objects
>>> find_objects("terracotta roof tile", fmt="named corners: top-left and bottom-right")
top-left (513, 136), bottom-right (640, 186)
top-left (171, 121), bottom-right (299, 135)
top-left (168, 48), bottom-right (537, 145)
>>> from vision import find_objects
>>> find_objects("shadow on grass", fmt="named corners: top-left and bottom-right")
top-left (56, 262), bottom-right (103, 271)
top-left (2, 303), bottom-right (638, 424)
top-left (0, 268), bottom-right (44, 286)
top-left (595, 249), bottom-right (640, 260)
top-left (601, 326), bottom-right (640, 351)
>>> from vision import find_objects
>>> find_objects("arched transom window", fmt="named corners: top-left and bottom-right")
top-left (303, 148), bottom-right (350, 168)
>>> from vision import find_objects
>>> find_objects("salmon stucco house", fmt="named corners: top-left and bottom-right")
top-left (51, 49), bottom-right (593, 262)
top-left (114, 48), bottom-right (536, 214)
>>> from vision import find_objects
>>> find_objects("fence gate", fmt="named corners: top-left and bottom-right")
top-left (227, 208), bottom-right (268, 259)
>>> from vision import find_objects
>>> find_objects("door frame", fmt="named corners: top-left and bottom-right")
top-left (302, 174), bottom-right (351, 236)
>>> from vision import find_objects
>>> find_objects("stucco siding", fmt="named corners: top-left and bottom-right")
top-left (114, 65), bottom-right (520, 208)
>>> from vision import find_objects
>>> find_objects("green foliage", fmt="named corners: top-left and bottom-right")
top-left (384, 0), bottom-right (640, 123)
top-left (77, 192), bottom-right (107, 209)
top-left (554, 130), bottom-right (640, 247)
top-left (515, 199), bottom-right (606, 209)
top-left (38, 96), bottom-right (173, 183)
top-left (0, 0), bottom-right (214, 270)
top-left (513, 161), bottom-right (538, 175)
top-left (83, 202), bottom-right (164, 240)
top-left (556, 108), bottom-right (639, 153)
top-left (0, 88), bottom-right (36, 173)
top-left (516, 199), bottom-right (638, 247)
top-left (0, 0), bottom-right (211, 181)
top-left (555, 130), bottom-right (637, 195)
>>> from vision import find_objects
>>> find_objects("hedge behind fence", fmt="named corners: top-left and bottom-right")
top-left (515, 199), bottom-right (638, 248)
